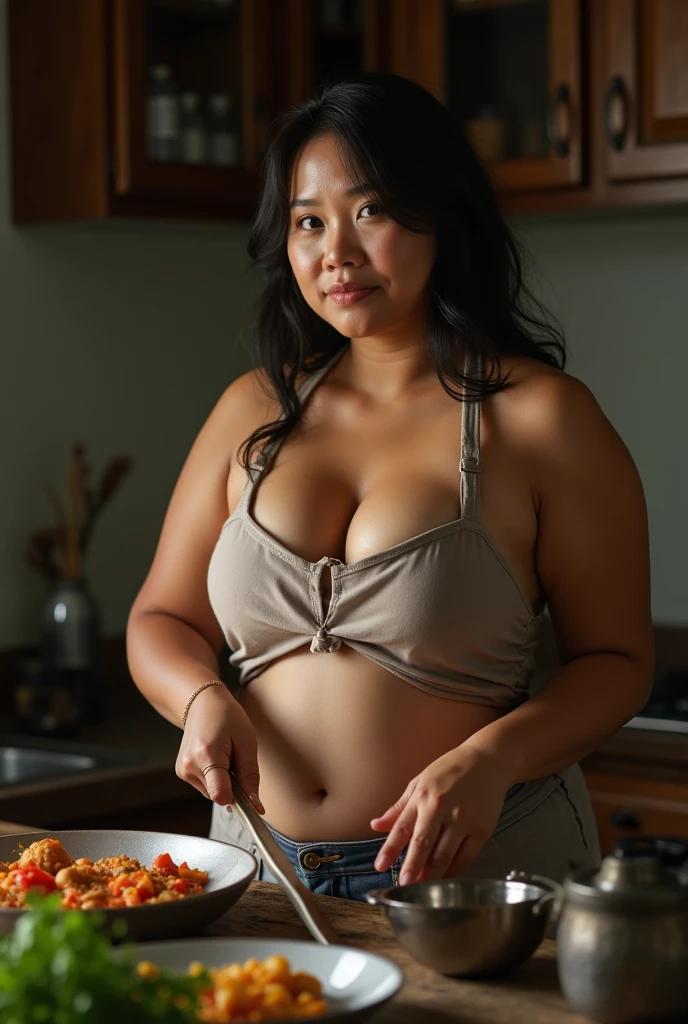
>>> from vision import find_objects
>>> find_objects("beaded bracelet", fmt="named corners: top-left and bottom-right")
top-left (181, 679), bottom-right (227, 728)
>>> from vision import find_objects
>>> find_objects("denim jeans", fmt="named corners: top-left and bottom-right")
top-left (264, 822), bottom-right (406, 902)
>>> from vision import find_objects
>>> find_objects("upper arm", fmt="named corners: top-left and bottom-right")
top-left (129, 369), bottom-right (269, 653)
top-left (528, 373), bottom-right (654, 675)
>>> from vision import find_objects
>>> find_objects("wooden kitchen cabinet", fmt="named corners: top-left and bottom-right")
top-left (600, 0), bottom-right (688, 184)
top-left (389, 0), bottom-right (583, 194)
top-left (585, 770), bottom-right (688, 856)
top-left (9, 0), bottom-right (280, 223)
top-left (282, 0), bottom-right (390, 107)
top-left (391, 0), bottom-right (688, 211)
top-left (9, 0), bottom-right (688, 223)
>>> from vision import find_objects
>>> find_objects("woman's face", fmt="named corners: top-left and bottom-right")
top-left (287, 134), bottom-right (436, 342)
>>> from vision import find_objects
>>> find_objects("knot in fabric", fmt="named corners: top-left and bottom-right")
top-left (310, 627), bottom-right (342, 654)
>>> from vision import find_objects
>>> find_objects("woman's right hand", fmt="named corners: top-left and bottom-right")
top-left (175, 685), bottom-right (264, 813)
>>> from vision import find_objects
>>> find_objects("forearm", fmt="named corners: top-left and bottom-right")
top-left (126, 609), bottom-right (224, 728)
top-left (463, 652), bottom-right (653, 787)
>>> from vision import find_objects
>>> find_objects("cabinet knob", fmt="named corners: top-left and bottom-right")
top-left (546, 83), bottom-right (571, 158)
top-left (603, 74), bottom-right (628, 152)
top-left (610, 810), bottom-right (640, 830)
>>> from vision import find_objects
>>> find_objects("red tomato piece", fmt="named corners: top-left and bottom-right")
top-left (173, 878), bottom-right (188, 895)
top-left (152, 853), bottom-right (178, 876)
top-left (13, 867), bottom-right (57, 893)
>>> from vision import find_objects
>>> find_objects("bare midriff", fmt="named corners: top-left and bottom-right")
top-left (239, 644), bottom-right (504, 842)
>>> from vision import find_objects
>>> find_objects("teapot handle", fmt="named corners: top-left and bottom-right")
top-left (506, 870), bottom-right (564, 924)
top-left (614, 836), bottom-right (688, 866)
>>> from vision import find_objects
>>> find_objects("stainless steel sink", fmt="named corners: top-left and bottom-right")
top-left (0, 735), bottom-right (141, 787)
top-left (0, 748), bottom-right (97, 786)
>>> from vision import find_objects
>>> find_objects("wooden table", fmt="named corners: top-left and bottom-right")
top-left (207, 880), bottom-right (592, 1024)
top-left (0, 820), bottom-right (591, 1023)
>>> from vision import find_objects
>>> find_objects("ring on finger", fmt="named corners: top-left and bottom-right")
top-left (201, 762), bottom-right (229, 777)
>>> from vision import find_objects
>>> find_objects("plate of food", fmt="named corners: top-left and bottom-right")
top-left (128, 937), bottom-right (404, 1022)
top-left (0, 895), bottom-right (403, 1023)
top-left (0, 829), bottom-right (256, 940)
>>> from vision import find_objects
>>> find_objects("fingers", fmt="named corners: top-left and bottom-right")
top-left (374, 802), bottom-right (422, 874)
top-left (176, 746), bottom-right (234, 805)
top-left (445, 835), bottom-right (484, 878)
top-left (394, 803), bottom-right (446, 885)
top-left (231, 735), bottom-right (264, 814)
top-left (202, 764), bottom-right (234, 806)
top-left (370, 778), bottom-right (417, 832)
top-left (417, 822), bottom-right (467, 882)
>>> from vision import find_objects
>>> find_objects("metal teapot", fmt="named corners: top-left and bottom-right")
top-left (557, 836), bottom-right (688, 1024)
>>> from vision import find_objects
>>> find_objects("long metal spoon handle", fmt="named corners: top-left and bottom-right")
top-left (230, 775), bottom-right (341, 945)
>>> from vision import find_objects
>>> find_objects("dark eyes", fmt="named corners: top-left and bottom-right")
top-left (296, 202), bottom-right (381, 231)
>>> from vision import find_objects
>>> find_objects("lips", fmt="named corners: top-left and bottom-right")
top-left (326, 282), bottom-right (377, 305)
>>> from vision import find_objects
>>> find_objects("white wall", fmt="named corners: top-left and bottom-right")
top-left (1, 0), bottom-right (686, 647)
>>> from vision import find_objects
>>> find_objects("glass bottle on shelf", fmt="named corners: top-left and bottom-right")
top-left (207, 93), bottom-right (241, 168)
top-left (146, 63), bottom-right (180, 163)
top-left (180, 91), bottom-right (207, 165)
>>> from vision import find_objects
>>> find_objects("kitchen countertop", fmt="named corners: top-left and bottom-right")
top-left (210, 881), bottom-right (587, 1023)
top-left (0, 819), bottom-right (588, 1023)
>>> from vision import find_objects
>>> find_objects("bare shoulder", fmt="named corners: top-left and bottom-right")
top-left (493, 355), bottom-right (619, 450)
top-left (209, 367), bottom-right (283, 457)
top-left (491, 354), bottom-right (641, 498)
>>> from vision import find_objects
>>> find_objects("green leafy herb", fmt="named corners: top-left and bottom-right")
top-left (0, 892), bottom-right (209, 1024)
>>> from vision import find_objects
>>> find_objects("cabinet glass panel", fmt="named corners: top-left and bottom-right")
top-left (445, 0), bottom-right (549, 163)
top-left (144, 0), bottom-right (243, 168)
top-left (314, 0), bottom-right (366, 88)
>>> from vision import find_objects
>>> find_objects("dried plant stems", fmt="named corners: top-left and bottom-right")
top-left (25, 444), bottom-right (132, 582)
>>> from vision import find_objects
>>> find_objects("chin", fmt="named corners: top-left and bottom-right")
top-left (323, 310), bottom-right (385, 339)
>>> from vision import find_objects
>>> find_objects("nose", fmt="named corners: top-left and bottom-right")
top-left (322, 221), bottom-right (364, 271)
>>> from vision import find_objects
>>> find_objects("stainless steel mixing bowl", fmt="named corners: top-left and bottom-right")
top-left (366, 871), bottom-right (561, 976)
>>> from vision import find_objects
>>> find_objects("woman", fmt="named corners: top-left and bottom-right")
top-left (127, 74), bottom-right (653, 898)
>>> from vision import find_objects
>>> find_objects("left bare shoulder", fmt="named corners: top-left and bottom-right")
top-left (489, 355), bottom-right (629, 472)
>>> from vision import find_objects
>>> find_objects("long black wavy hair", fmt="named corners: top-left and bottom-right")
top-left (240, 72), bottom-right (565, 472)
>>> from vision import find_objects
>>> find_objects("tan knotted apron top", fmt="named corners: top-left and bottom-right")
top-left (208, 344), bottom-right (542, 708)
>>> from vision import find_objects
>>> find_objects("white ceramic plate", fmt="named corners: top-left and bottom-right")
top-left (130, 936), bottom-right (404, 1022)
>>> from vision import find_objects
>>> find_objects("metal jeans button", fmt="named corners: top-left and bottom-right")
top-left (300, 851), bottom-right (342, 870)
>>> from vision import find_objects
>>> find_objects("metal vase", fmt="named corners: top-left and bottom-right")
top-left (42, 577), bottom-right (100, 671)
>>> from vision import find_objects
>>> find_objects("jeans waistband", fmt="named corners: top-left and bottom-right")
top-left (265, 823), bottom-right (399, 877)
top-left (265, 782), bottom-right (525, 875)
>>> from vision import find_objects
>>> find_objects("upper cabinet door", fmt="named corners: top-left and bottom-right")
top-left (602, 0), bottom-right (688, 181)
top-left (393, 0), bottom-right (582, 193)
top-left (111, 0), bottom-right (272, 211)
top-left (284, 0), bottom-right (388, 105)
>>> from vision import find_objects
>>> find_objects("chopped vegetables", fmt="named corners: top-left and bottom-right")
top-left (191, 953), bottom-right (329, 1021)
top-left (11, 866), bottom-right (57, 893)
top-left (0, 894), bottom-right (329, 1023)
top-left (0, 838), bottom-right (209, 910)
top-left (0, 892), bottom-right (207, 1024)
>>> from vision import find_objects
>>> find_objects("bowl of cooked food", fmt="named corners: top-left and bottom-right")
top-left (0, 895), bottom-right (403, 1023)
top-left (0, 829), bottom-right (257, 940)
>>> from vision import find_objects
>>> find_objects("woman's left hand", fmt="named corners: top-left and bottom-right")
top-left (370, 743), bottom-right (512, 885)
